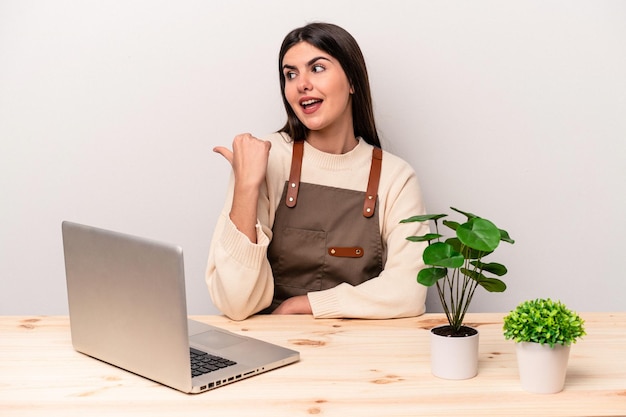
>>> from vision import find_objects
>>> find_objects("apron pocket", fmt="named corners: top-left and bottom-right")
top-left (273, 227), bottom-right (326, 292)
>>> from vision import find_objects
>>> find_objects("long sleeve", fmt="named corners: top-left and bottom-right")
top-left (205, 133), bottom-right (290, 321)
top-left (205, 171), bottom-right (276, 321)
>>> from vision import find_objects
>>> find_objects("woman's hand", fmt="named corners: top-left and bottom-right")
top-left (272, 295), bottom-right (313, 315)
top-left (214, 133), bottom-right (271, 243)
top-left (214, 133), bottom-right (271, 190)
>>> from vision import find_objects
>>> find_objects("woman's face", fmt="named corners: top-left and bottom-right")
top-left (282, 42), bottom-right (353, 135)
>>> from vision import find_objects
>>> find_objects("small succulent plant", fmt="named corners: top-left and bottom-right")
top-left (503, 298), bottom-right (586, 348)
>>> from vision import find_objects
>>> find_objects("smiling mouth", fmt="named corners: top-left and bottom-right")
top-left (300, 99), bottom-right (322, 109)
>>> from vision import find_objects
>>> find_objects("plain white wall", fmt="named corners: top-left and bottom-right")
top-left (1, 0), bottom-right (625, 315)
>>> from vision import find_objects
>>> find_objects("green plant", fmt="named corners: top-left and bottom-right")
top-left (503, 298), bottom-right (586, 347)
top-left (401, 207), bottom-right (514, 334)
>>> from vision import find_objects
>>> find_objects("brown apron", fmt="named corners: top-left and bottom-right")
top-left (265, 140), bottom-right (384, 312)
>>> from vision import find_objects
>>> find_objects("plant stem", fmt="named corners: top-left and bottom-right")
top-left (435, 280), bottom-right (452, 326)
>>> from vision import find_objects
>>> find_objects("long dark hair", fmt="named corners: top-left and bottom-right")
top-left (277, 22), bottom-right (381, 148)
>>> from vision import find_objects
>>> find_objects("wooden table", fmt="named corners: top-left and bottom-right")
top-left (1, 313), bottom-right (625, 416)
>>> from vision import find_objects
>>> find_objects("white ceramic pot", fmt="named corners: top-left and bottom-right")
top-left (515, 342), bottom-right (571, 394)
top-left (429, 325), bottom-right (479, 380)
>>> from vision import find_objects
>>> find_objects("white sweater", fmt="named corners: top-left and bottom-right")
top-left (206, 132), bottom-right (429, 320)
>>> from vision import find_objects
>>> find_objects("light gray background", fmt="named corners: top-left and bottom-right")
top-left (2, 0), bottom-right (625, 315)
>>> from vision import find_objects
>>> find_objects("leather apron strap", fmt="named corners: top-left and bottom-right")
top-left (286, 140), bottom-right (383, 217)
top-left (363, 147), bottom-right (383, 217)
top-left (285, 140), bottom-right (304, 208)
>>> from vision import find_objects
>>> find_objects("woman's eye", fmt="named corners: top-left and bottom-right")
top-left (285, 71), bottom-right (296, 80)
top-left (312, 64), bottom-right (325, 73)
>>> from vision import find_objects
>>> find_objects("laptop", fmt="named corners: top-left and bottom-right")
top-left (62, 221), bottom-right (299, 394)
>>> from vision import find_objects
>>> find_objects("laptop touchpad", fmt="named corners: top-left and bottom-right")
top-left (190, 330), bottom-right (246, 350)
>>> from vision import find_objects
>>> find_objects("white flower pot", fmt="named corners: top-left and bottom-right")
top-left (430, 325), bottom-right (479, 380)
top-left (515, 342), bottom-right (571, 394)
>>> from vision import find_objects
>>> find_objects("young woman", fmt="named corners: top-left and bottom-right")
top-left (207, 22), bottom-right (429, 320)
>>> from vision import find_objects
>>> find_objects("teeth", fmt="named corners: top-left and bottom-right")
top-left (301, 99), bottom-right (320, 106)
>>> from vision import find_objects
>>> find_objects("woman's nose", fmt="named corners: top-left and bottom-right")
top-left (298, 74), bottom-right (312, 92)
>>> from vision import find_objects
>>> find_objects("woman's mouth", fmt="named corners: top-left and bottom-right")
top-left (300, 98), bottom-right (322, 114)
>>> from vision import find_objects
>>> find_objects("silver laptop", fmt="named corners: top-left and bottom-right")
top-left (62, 221), bottom-right (299, 394)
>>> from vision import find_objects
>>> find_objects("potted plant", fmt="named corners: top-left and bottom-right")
top-left (503, 298), bottom-right (586, 393)
top-left (401, 207), bottom-right (514, 379)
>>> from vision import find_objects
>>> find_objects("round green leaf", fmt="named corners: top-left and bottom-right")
top-left (469, 261), bottom-right (508, 276)
top-left (422, 242), bottom-right (464, 268)
top-left (456, 218), bottom-right (501, 252)
top-left (400, 214), bottom-right (447, 223)
top-left (499, 229), bottom-right (515, 244)
top-left (450, 207), bottom-right (478, 219)
top-left (442, 220), bottom-right (460, 231)
top-left (417, 267), bottom-right (447, 286)
top-left (406, 233), bottom-right (442, 242)
top-left (460, 268), bottom-right (481, 281)
top-left (477, 277), bottom-right (507, 292)
top-left (460, 269), bottom-right (507, 292)
top-left (446, 237), bottom-right (491, 260)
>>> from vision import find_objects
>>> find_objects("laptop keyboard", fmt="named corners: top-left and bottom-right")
top-left (190, 347), bottom-right (237, 377)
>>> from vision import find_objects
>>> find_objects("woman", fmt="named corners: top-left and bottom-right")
top-left (207, 22), bottom-right (429, 320)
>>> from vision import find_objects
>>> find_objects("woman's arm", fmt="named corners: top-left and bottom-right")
top-left (213, 133), bottom-right (271, 242)
top-left (205, 210), bottom-right (275, 320)
top-left (207, 134), bottom-right (275, 320)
